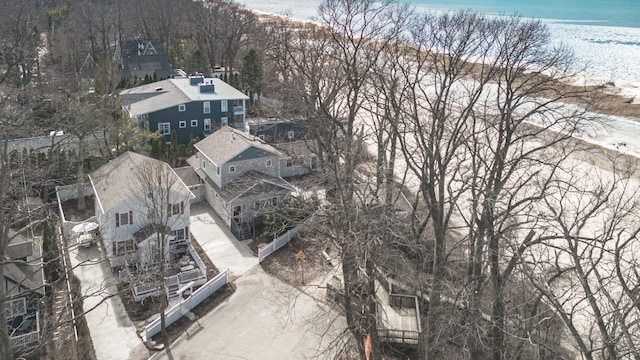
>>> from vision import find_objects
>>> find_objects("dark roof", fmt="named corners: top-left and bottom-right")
top-left (174, 166), bottom-right (201, 187)
top-left (120, 54), bottom-right (171, 74)
top-left (274, 140), bottom-right (317, 158)
top-left (4, 231), bottom-right (44, 296)
top-left (119, 39), bottom-right (163, 56)
top-left (202, 170), bottom-right (294, 202)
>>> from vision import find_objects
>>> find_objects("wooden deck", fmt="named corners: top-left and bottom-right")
top-left (375, 280), bottom-right (421, 346)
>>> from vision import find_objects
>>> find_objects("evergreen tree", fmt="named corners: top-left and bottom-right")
top-left (240, 48), bottom-right (263, 102)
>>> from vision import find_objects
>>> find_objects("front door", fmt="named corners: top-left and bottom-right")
top-left (232, 205), bottom-right (242, 224)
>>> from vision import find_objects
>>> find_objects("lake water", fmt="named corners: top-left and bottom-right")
top-left (240, 0), bottom-right (640, 86)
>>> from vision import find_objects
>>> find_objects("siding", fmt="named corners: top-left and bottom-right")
top-left (148, 100), bottom-right (243, 144)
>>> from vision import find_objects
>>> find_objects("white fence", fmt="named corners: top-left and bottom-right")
top-left (10, 331), bottom-right (40, 349)
top-left (258, 215), bottom-right (318, 263)
top-left (143, 268), bottom-right (230, 342)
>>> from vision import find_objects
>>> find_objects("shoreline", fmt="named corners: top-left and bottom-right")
top-left (253, 10), bottom-right (640, 122)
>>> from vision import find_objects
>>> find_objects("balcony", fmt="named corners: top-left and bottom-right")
top-left (233, 106), bottom-right (244, 115)
top-left (9, 311), bottom-right (40, 349)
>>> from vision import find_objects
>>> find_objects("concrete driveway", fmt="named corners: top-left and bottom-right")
top-left (151, 267), bottom-right (346, 360)
top-left (68, 241), bottom-right (148, 360)
top-left (189, 202), bottom-right (259, 277)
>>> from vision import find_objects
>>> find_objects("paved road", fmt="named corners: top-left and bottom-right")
top-left (189, 202), bottom-right (259, 277)
top-left (151, 267), bottom-right (346, 360)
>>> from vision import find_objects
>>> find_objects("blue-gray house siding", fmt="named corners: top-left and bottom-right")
top-left (149, 99), bottom-right (244, 144)
top-left (121, 77), bottom-right (249, 145)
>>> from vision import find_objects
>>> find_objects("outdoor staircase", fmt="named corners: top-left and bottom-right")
top-left (239, 223), bottom-right (252, 240)
top-left (165, 276), bottom-right (180, 300)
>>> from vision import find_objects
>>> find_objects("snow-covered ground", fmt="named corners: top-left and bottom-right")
top-left (356, 80), bottom-right (640, 356)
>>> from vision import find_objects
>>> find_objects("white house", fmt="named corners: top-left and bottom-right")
top-left (89, 151), bottom-right (195, 268)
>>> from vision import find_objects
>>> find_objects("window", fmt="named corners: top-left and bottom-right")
top-left (179, 104), bottom-right (186, 112)
top-left (112, 239), bottom-right (136, 256)
top-left (258, 134), bottom-right (265, 141)
top-left (191, 119), bottom-right (198, 127)
top-left (221, 117), bottom-right (228, 126)
top-left (204, 118), bottom-right (211, 131)
top-left (216, 166), bottom-right (220, 175)
top-left (221, 100), bottom-right (228, 112)
top-left (172, 226), bottom-right (189, 241)
top-left (266, 159), bottom-right (272, 167)
top-left (115, 211), bottom-right (133, 227)
top-left (168, 201), bottom-right (185, 216)
top-left (229, 165), bottom-right (236, 173)
top-left (179, 121), bottom-right (187, 128)
top-left (159, 122), bottom-right (171, 135)
top-left (286, 159), bottom-right (293, 167)
top-left (288, 130), bottom-right (295, 139)
top-left (4, 298), bottom-right (26, 319)
top-left (202, 159), bottom-right (206, 169)
top-left (311, 156), bottom-right (318, 170)
top-left (203, 101), bottom-right (210, 114)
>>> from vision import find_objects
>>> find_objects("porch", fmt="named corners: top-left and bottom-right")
top-left (9, 311), bottom-right (40, 349)
top-left (119, 243), bottom-right (207, 302)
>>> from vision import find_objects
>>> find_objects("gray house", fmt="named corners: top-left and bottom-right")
top-left (115, 39), bottom-right (172, 82)
top-left (120, 75), bottom-right (250, 144)
top-left (4, 231), bottom-right (45, 350)
top-left (191, 126), bottom-right (295, 239)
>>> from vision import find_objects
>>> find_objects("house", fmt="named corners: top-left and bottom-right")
top-left (114, 39), bottom-right (172, 82)
top-left (88, 151), bottom-right (195, 269)
top-left (120, 75), bottom-right (250, 144)
top-left (4, 231), bottom-right (45, 350)
top-left (191, 126), bottom-right (295, 239)
top-left (247, 117), bottom-right (310, 143)
top-left (275, 141), bottom-right (321, 178)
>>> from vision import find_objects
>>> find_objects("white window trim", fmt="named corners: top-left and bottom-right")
top-left (179, 104), bottom-right (186, 112)
top-left (203, 101), bottom-right (211, 114)
top-left (191, 119), bottom-right (198, 127)
top-left (204, 118), bottom-right (211, 131)
top-left (160, 122), bottom-right (171, 135)
top-left (229, 165), bottom-right (236, 173)
top-left (221, 100), bottom-right (228, 112)
top-left (221, 117), bottom-right (228, 126)
top-left (179, 120), bottom-right (187, 128)
top-left (5, 297), bottom-right (27, 319)
top-left (266, 159), bottom-right (272, 167)
top-left (288, 130), bottom-right (295, 139)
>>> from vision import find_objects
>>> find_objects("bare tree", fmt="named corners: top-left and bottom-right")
top-left (129, 157), bottom-right (193, 350)
top-left (387, 10), bottom-right (595, 359)
top-left (524, 155), bottom-right (640, 359)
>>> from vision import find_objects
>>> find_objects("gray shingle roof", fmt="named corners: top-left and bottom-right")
top-left (202, 170), bottom-right (294, 202)
top-left (89, 151), bottom-right (194, 213)
top-left (120, 77), bottom-right (249, 117)
top-left (4, 230), bottom-right (44, 296)
top-left (194, 126), bottom-right (282, 166)
top-left (174, 166), bottom-right (201, 187)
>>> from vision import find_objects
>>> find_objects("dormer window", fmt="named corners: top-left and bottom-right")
top-left (179, 104), bottom-right (186, 112)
